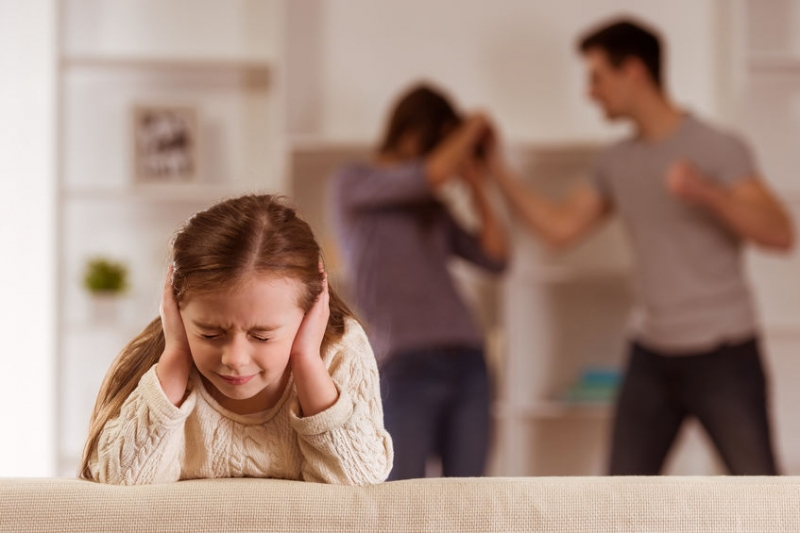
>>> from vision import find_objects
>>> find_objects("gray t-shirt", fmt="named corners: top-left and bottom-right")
top-left (592, 115), bottom-right (759, 353)
top-left (331, 160), bottom-right (507, 364)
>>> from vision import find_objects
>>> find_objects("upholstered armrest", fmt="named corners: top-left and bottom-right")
top-left (2, 476), bottom-right (799, 532)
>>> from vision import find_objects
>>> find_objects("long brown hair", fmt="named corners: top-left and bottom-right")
top-left (80, 194), bottom-right (355, 480)
top-left (378, 83), bottom-right (462, 156)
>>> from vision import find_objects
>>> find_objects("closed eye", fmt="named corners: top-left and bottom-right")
top-left (250, 334), bottom-right (270, 342)
top-left (200, 332), bottom-right (222, 340)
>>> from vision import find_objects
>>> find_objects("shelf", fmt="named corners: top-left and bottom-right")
top-left (747, 53), bottom-right (800, 72)
top-left (763, 322), bottom-right (800, 339)
top-left (288, 135), bottom-right (605, 155)
top-left (493, 401), bottom-right (612, 420)
top-left (61, 183), bottom-right (265, 204)
top-left (512, 266), bottom-right (632, 285)
top-left (288, 136), bottom-right (373, 154)
top-left (60, 54), bottom-right (272, 73)
top-left (61, 319), bottom-right (146, 336)
top-left (511, 139), bottom-right (605, 153)
top-left (778, 189), bottom-right (800, 204)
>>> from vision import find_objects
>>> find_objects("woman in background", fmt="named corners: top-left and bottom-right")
top-left (330, 84), bottom-right (508, 479)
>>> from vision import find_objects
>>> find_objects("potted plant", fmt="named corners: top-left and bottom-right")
top-left (82, 257), bottom-right (129, 322)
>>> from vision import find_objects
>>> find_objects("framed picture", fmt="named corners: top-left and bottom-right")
top-left (132, 105), bottom-right (199, 183)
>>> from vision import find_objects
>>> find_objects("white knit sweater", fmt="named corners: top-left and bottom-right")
top-left (89, 318), bottom-right (394, 486)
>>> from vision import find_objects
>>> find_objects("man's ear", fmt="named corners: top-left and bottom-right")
top-left (622, 57), bottom-right (651, 86)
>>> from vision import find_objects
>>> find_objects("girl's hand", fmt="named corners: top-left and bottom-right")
top-left (290, 266), bottom-right (338, 417)
top-left (156, 265), bottom-right (194, 406)
top-left (290, 268), bottom-right (331, 363)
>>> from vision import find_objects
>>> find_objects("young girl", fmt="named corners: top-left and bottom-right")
top-left (80, 194), bottom-right (394, 485)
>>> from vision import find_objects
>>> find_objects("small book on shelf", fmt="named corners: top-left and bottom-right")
top-left (559, 367), bottom-right (621, 405)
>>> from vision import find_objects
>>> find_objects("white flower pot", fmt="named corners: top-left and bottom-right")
top-left (88, 293), bottom-right (124, 324)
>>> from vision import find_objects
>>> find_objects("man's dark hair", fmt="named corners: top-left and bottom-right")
top-left (578, 19), bottom-right (663, 89)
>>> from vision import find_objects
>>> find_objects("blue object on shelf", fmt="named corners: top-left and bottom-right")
top-left (558, 366), bottom-right (622, 404)
top-left (580, 367), bottom-right (622, 387)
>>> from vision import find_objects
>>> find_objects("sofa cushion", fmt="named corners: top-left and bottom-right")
top-left (2, 476), bottom-right (799, 532)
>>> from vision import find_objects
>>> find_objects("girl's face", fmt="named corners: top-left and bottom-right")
top-left (180, 273), bottom-right (306, 415)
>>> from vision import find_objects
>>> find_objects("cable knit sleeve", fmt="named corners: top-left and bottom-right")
top-left (89, 364), bottom-right (196, 485)
top-left (288, 319), bottom-right (394, 485)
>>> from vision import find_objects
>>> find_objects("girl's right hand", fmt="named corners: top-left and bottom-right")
top-left (156, 265), bottom-right (194, 406)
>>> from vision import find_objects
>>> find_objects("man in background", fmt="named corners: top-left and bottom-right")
top-left (487, 18), bottom-right (794, 475)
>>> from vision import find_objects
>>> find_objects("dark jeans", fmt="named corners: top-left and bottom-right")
top-left (380, 347), bottom-right (490, 480)
top-left (609, 337), bottom-right (778, 475)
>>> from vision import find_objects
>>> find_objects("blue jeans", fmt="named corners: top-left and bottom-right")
top-left (380, 347), bottom-right (491, 480)
top-left (610, 337), bottom-right (778, 475)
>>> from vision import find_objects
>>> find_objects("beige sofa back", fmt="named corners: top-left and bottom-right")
top-left (2, 476), bottom-right (799, 532)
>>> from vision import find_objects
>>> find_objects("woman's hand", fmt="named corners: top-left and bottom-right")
top-left (481, 121), bottom-right (508, 177)
top-left (459, 156), bottom-right (510, 263)
top-left (460, 157), bottom-right (488, 192)
top-left (425, 112), bottom-right (492, 188)
top-left (156, 265), bottom-right (194, 406)
top-left (290, 267), bottom-right (338, 417)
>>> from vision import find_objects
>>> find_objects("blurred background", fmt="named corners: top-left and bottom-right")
top-left (1, 0), bottom-right (799, 478)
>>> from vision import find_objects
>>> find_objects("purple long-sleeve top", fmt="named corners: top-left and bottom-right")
top-left (330, 160), bottom-right (506, 365)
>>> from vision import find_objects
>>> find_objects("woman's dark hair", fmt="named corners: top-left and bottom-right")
top-left (578, 18), bottom-right (663, 89)
top-left (379, 83), bottom-right (462, 156)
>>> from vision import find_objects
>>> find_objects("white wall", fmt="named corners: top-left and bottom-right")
top-left (291, 0), bottom-right (719, 142)
top-left (0, 0), bottom-right (56, 476)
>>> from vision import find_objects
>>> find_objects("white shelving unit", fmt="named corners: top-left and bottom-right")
top-left (62, 56), bottom-right (274, 72)
top-left (733, 0), bottom-right (800, 475)
top-left (54, 0), bottom-right (285, 477)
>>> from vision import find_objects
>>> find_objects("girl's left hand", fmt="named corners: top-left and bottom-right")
top-left (290, 267), bottom-right (331, 363)
top-left (290, 267), bottom-right (338, 417)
